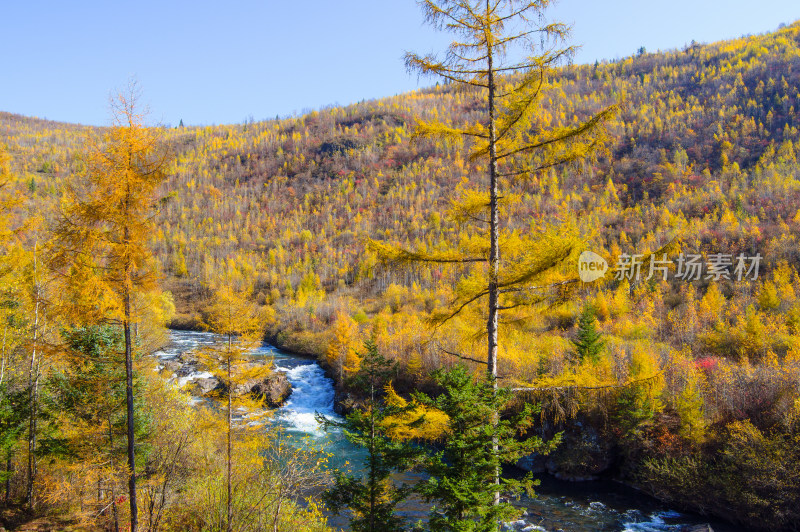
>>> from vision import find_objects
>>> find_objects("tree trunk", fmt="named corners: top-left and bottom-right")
top-left (369, 379), bottom-right (376, 532)
top-left (26, 243), bottom-right (41, 510)
top-left (485, 4), bottom-right (501, 515)
top-left (5, 450), bottom-right (12, 502)
top-left (124, 287), bottom-right (138, 532)
top-left (1, 323), bottom-right (8, 387)
top-left (369, 410), bottom-right (376, 532)
top-left (109, 415), bottom-right (120, 532)
top-left (271, 497), bottom-right (283, 532)
top-left (227, 334), bottom-right (233, 532)
top-left (26, 359), bottom-right (40, 510)
top-left (1, 323), bottom-right (7, 503)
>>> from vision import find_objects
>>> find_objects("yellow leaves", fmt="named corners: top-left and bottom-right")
top-left (759, 281), bottom-right (781, 310)
top-left (675, 367), bottom-right (707, 444)
top-left (626, 343), bottom-right (665, 412)
top-left (383, 382), bottom-right (406, 409)
top-left (725, 419), bottom-right (766, 447)
top-left (411, 118), bottom-right (487, 146)
top-left (326, 313), bottom-right (361, 380)
top-left (198, 282), bottom-right (272, 417)
top-left (698, 282), bottom-right (725, 324)
top-left (380, 382), bottom-right (449, 442)
top-left (737, 305), bottom-right (769, 361)
top-left (406, 349), bottom-right (423, 379)
top-left (610, 281), bottom-right (631, 317)
top-left (202, 283), bottom-right (265, 341)
top-left (50, 89), bottom-right (171, 328)
top-left (343, 345), bottom-right (362, 376)
top-left (594, 292), bottom-right (610, 321)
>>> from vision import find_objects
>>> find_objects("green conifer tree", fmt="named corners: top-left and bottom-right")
top-left (414, 365), bottom-right (558, 531)
top-left (572, 304), bottom-right (604, 363)
top-left (319, 338), bottom-right (418, 532)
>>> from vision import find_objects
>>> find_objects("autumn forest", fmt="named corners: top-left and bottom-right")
top-left (2, 2), bottom-right (800, 531)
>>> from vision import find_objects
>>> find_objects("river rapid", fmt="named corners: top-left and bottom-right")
top-left (156, 330), bottom-right (735, 532)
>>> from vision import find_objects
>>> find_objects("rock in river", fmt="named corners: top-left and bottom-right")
top-left (190, 377), bottom-right (220, 396)
top-left (230, 372), bottom-right (292, 407)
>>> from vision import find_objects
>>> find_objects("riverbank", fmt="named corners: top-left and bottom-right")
top-left (163, 329), bottom-right (732, 532)
top-left (164, 320), bottom-right (772, 530)
top-left (155, 329), bottom-right (292, 407)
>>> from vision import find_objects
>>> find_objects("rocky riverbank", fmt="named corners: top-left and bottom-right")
top-left (154, 339), bottom-right (292, 407)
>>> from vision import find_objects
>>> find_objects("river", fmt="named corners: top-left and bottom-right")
top-left (156, 330), bottom-right (735, 532)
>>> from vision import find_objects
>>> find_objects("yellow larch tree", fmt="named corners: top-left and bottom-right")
top-left (326, 313), bottom-right (361, 382)
top-left (197, 281), bottom-right (269, 532)
top-left (48, 82), bottom-right (171, 532)
top-left (374, 0), bottom-right (615, 510)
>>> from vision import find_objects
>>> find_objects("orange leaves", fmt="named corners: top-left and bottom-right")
top-left (49, 88), bottom-right (171, 327)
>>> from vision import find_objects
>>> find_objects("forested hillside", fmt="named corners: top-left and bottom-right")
top-left (2, 19), bottom-right (800, 530)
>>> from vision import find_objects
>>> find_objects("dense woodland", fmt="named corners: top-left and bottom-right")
top-left (2, 15), bottom-right (800, 532)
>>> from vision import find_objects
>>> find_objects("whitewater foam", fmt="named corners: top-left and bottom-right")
top-left (275, 362), bottom-right (338, 435)
top-left (621, 510), bottom-right (684, 531)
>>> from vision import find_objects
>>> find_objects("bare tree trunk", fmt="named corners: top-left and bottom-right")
top-left (109, 416), bottom-right (120, 532)
top-left (26, 358), bottom-right (40, 509)
top-left (5, 450), bottom-right (11, 502)
top-left (122, 166), bottom-right (139, 532)
top-left (0, 323), bottom-right (8, 387)
top-left (1, 322), bottom-right (9, 504)
top-left (26, 243), bottom-right (41, 510)
top-left (369, 402), bottom-right (377, 532)
top-left (124, 285), bottom-right (138, 532)
top-left (271, 496), bottom-right (283, 532)
top-left (485, 4), bottom-right (501, 515)
top-left (227, 333), bottom-right (233, 532)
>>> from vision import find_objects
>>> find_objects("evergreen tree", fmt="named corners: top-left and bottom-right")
top-left (46, 326), bottom-right (147, 530)
top-left (572, 304), bottom-right (604, 363)
top-left (319, 338), bottom-right (418, 532)
top-left (414, 365), bottom-right (557, 532)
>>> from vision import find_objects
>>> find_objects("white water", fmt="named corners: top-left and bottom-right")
top-left (620, 510), bottom-right (686, 531)
top-left (274, 362), bottom-right (338, 435)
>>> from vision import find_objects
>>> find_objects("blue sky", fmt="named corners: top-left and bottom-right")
top-left (1, 1), bottom-right (797, 127)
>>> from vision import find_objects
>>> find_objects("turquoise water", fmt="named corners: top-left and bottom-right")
top-left (158, 330), bottom-right (736, 532)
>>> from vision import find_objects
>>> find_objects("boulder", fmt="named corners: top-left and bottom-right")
top-left (544, 421), bottom-right (615, 481)
top-left (516, 453), bottom-right (547, 474)
top-left (191, 377), bottom-right (220, 396)
top-left (251, 372), bottom-right (292, 407)
top-left (177, 350), bottom-right (199, 365)
top-left (226, 372), bottom-right (292, 407)
top-left (161, 360), bottom-right (182, 374)
top-left (176, 363), bottom-right (199, 377)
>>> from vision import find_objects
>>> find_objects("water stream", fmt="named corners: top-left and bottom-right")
top-left (156, 330), bottom-right (735, 532)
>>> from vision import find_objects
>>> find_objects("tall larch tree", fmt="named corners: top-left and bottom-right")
top-left (376, 0), bottom-right (615, 514)
top-left (49, 82), bottom-right (171, 532)
top-left (198, 281), bottom-right (269, 532)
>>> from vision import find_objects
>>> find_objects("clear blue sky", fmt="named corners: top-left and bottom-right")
top-left (1, 1), bottom-right (797, 127)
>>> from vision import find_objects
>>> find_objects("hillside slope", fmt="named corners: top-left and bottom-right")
top-left (3, 21), bottom-right (800, 529)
